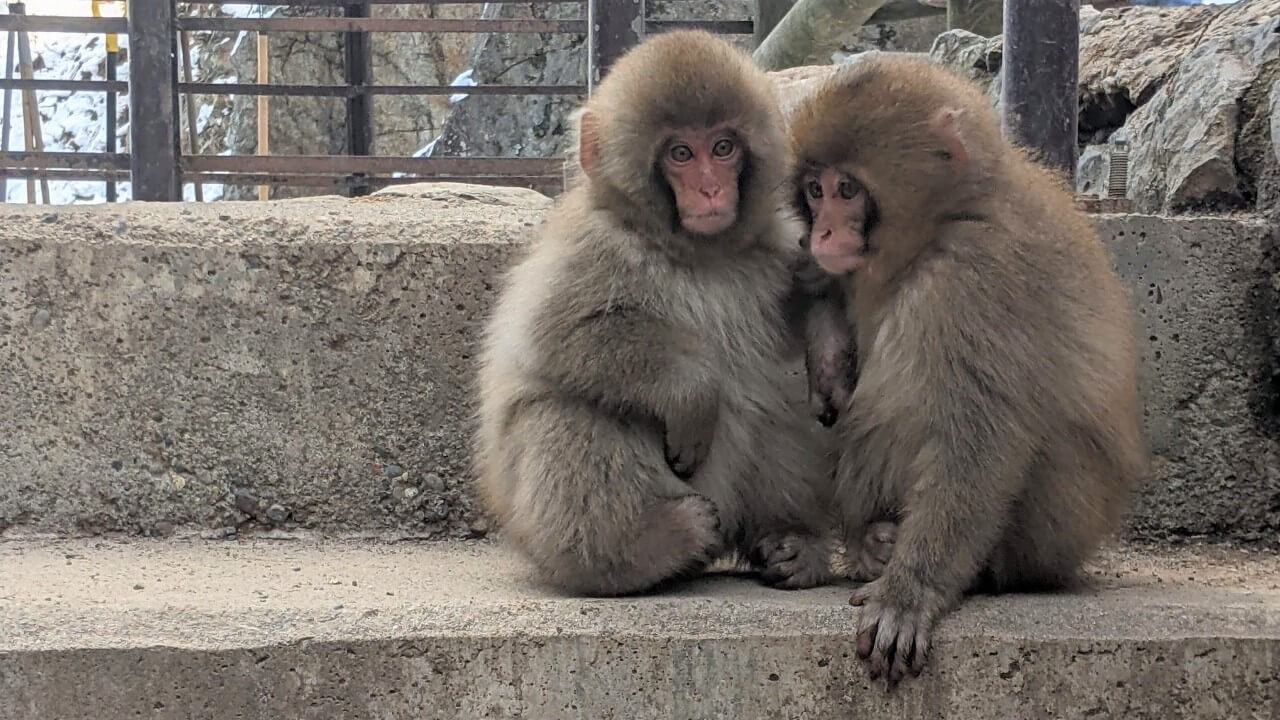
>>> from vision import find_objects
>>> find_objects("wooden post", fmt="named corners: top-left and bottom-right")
top-left (1, 29), bottom-right (13, 202)
top-left (588, 0), bottom-right (643, 92)
top-left (128, 0), bottom-right (181, 201)
top-left (179, 30), bottom-right (202, 201)
top-left (14, 20), bottom-right (47, 203)
top-left (343, 0), bottom-right (372, 197)
top-left (256, 31), bottom-right (268, 201)
top-left (947, 0), bottom-right (1002, 36)
top-left (753, 0), bottom-right (796, 49)
top-left (1000, 0), bottom-right (1079, 177)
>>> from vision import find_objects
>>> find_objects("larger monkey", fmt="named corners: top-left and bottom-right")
top-left (475, 30), bottom-right (838, 596)
top-left (789, 57), bottom-right (1147, 681)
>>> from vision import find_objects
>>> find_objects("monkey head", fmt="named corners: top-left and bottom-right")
top-left (573, 30), bottom-right (792, 241)
top-left (789, 56), bottom-right (1005, 275)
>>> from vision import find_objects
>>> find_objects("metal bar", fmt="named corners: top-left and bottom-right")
top-left (196, 0), bottom-right (586, 4)
top-left (1000, 0), bottom-right (1079, 177)
top-left (0, 167), bottom-right (130, 180)
top-left (589, 0), bottom-right (643, 91)
top-left (183, 154), bottom-right (564, 175)
top-left (180, 29), bottom-right (202, 201)
top-left (178, 82), bottom-right (585, 97)
top-left (0, 151), bottom-right (132, 169)
top-left (1, 30), bottom-right (13, 202)
top-left (180, 171), bottom-right (562, 187)
top-left (0, 78), bottom-right (127, 92)
top-left (0, 15), bottom-right (127, 33)
top-left (646, 20), bottom-right (753, 34)
top-left (94, 0), bottom-right (119, 202)
top-left (129, 0), bottom-right (182, 201)
top-left (343, 0), bottom-right (372, 196)
top-left (177, 17), bottom-right (587, 33)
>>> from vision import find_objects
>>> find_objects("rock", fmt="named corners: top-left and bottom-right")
top-left (1271, 78), bottom-right (1280, 165)
top-left (928, 30), bottom-right (1002, 105)
top-left (265, 504), bottom-right (289, 523)
top-left (1125, 17), bottom-right (1280, 213)
top-left (232, 489), bottom-right (259, 516)
top-left (371, 182), bottom-right (552, 209)
top-left (1077, 144), bottom-right (1110, 198)
top-left (30, 309), bottom-right (50, 331)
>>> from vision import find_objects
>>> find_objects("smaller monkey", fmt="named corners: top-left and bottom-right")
top-left (789, 57), bottom-right (1148, 683)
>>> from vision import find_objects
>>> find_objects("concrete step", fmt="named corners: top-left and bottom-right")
top-left (1, 185), bottom-right (1278, 543)
top-left (1, 539), bottom-right (1277, 719)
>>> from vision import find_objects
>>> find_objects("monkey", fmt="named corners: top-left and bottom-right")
top-left (787, 56), bottom-right (1148, 683)
top-left (473, 30), bottom-right (842, 597)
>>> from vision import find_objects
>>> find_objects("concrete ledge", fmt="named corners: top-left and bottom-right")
top-left (0, 187), bottom-right (1277, 541)
top-left (1, 539), bottom-right (1277, 718)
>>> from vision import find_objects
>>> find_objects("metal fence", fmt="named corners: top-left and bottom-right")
top-left (0, 0), bottom-right (753, 202)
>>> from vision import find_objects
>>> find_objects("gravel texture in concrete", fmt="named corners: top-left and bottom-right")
top-left (0, 186), bottom-right (1277, 542)
top-left (1, 539), bottom-right (1277, 719)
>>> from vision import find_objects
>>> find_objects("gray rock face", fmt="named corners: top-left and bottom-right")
top-left (1126, 17), bottom-right (1280, 213)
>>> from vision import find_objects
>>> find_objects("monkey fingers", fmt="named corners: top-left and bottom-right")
top-left (849, 579), bottom-right (934, 684)
top-left (752, 532), bottom-right (833, 589)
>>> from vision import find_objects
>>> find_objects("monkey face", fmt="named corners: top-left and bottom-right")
top-left (658, 126), bottom-right (744, 236)
top-left (801, 166), bottom-right (872, 275)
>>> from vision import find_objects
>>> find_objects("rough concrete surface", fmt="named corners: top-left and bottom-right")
top-left (0, 539), bottom-right (1277, 719)
top-left (0, 189), bottom-right (1277, 542)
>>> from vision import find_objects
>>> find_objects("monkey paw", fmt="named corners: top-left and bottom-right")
top-left (849, 577), bottom-right (944, 685)
top-left (670, 494), bottom-right (725, 563)
top-left (846, 521), bottom-right (897, 582)
top-left (664, 420), bottom-right (715, 480)
top-left (752, 532), bottom-right (834, 589)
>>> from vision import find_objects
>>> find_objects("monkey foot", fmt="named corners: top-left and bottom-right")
top-left (846, 521), bottom-right (898, 582)
top-left (751, 532), bottom-right (834, 590)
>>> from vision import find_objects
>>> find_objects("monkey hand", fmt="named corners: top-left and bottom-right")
top-left (849, 574), bottom-right (946, 685)
top-left (846, 521), bottom-right (897, 582)
top-left (663, 405), bottom-right (717, 480)
top-left (752, 532), bottom-right (834, 589)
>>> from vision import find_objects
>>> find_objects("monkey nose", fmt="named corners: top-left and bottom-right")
top-left (699, 186), bottom-right (722, 200)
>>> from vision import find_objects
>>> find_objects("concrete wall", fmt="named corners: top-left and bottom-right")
top-left (0, 185), bottom-right (1276, 542)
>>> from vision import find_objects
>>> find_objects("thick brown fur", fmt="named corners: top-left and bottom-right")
top-left (474, 30), bottom-right (839, 597)
top-left (789, 56), bottom-right (1148, 681)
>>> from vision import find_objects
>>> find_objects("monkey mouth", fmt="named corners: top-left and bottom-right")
top-left (814, 244), bottom-right (870, 275)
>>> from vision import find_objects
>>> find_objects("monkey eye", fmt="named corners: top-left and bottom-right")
top-left (711, 138), bottom-right (736, 158)
top-left (668, 144), bottom-right (694, 164)
top-left (805, 179), bottom-right (823, 199)
top-left (837, 179), bottom-right (857, 200)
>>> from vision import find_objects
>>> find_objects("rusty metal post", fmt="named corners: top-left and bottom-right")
top-left (128, 0), bottom-right (181, 201)
top-left (588, 0), bottom-right (643, 92)
top-left (343, 0), bottom-right (372, 196)
top-left (1000, 0), bottom-right (1079, 178)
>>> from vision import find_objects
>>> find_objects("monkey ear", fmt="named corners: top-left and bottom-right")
top-left (929, 107), bottom-right (970, 171)
top-left (578, 110), bottom-right (602, 179)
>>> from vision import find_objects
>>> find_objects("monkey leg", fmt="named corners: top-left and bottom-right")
top-left (503, 400), bottom-right (725, 597)
top-left (980, 440), bottom-right (1128, 593)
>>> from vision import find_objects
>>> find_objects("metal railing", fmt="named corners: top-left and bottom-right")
top-left (0, 0), bottom-right (753, 202)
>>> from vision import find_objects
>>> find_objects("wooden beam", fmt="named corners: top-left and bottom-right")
top-left (256, 32), bottom-right (269, 201)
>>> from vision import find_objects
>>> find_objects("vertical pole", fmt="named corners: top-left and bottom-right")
top-left (180, 30), bottom-right (201, 201)
top-left (1, 30), bottom-right (13, 202)
top-left (1000, 0), bottom-right (1079, 178)
top-left (947, 0), bottom-right (1003, 36)
top-left (128, 0), bottom-right (181, 201)
top-left (256, 31), bottom-right (268, 201)
top-left (587, 0), bottom-right (643, 93)
top-left (752, 0), bottom-right (795, 49)
top-left (343, 1), bottom-right (372, 196)
top-left (94, 0), bottom-right (118, 203)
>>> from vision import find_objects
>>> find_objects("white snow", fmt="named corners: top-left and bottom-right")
top-left (449, 68), bottom-right (476, 104)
